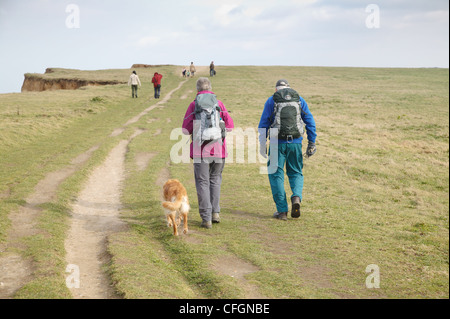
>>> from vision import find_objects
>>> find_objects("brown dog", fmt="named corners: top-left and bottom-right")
top-left (162, 179), bottom-right (190, 236)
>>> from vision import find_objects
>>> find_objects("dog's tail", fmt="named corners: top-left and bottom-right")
top-left (162, 200), bottom-right (182, 211)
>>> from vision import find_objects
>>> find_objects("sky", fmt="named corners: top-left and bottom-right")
top-left (0, 0), bottom-right (448, 93)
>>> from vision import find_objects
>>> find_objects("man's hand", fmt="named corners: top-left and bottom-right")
top-left (306, 141), bottom-right (316, 158)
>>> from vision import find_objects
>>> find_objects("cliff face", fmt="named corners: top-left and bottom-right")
top-left (131, 64), bottom-right (153, 68)
top-left (131, 64), bottom-right (171, 68)
top-left (21, 74), bottom-right (124, 92)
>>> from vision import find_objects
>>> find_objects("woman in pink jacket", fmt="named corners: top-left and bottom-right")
top-left (182, 77), bottom-right (234, 229)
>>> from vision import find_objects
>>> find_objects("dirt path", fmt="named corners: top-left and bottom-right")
top-left (0, 80), bottom-right (188, 299)
top-left (65, 139), bottom-right (131, 299)
top-left (64, 81), bottom-right (187, 299)
top-left (125, 80), bottom-right (187, 126)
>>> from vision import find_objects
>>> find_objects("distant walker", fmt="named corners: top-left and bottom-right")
top-left (128, 70), bottom-right (141, 98)
top-left (152, 72), bottom-right (163, 99)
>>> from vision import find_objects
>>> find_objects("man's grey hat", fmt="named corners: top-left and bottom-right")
top-left (276, 79), bottom-right (290, 90)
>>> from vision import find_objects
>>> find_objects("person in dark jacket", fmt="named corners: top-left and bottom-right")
top-left (209, 61), bottom-right (215, 77)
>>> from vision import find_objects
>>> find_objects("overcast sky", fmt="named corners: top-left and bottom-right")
top-left (0, 0), bottom-right (448, 93)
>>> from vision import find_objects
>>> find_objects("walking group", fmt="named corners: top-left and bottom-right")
top-left (129, 61), bottom-right (217, 100)
top-left (182, 76), bottom-right (317, 228)
top-left (131, 65), bottom-right (317, 228)
top-left (182, 62), bottom-right (197, 78)
top-left (127, 70), bottom-right (163, 99)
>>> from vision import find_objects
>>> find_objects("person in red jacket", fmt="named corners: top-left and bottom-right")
top-left (152, 72), bottom-right (163, 99)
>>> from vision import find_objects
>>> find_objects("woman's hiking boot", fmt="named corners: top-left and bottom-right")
top-left (201, 220), bottom-right (212, 229)
top-left (212, 213), bottom-right (220, 223)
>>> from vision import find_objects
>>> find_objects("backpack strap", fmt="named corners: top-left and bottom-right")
top-left (269, 102), bottom-right (278, 127)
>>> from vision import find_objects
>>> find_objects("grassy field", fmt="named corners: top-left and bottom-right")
top-left (0, 65), bottom-right (448, 299)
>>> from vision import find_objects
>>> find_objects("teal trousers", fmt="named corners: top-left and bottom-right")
top-left (268, 143), bottom-right (304, 213)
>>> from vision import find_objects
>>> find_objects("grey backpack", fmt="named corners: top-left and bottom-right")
top-left (194, 93), bottom-right (223, 144)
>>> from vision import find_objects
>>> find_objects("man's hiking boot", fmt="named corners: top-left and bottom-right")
top-left (272, 212), bottom-right (288, 221)
top-left (201, 220), bottom-right (212, 229)
top-left (291, 196), bottom-right (301, 218)
top-left (212, 213), bottom-right (220, 223)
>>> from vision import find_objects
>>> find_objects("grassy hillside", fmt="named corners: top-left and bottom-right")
top-left (0, 65), bottom-right (448, 299)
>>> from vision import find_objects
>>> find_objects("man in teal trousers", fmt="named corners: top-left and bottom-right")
top-left (258, 79), bottom-right (317, 220)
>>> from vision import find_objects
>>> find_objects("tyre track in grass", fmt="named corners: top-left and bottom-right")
top-left (0, 145), bottom-right (99, 298)
top-left (0, 79), bottom-right (188, 298)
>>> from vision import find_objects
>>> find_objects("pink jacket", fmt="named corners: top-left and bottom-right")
top-left (182, 91), bottom-right (234, 159)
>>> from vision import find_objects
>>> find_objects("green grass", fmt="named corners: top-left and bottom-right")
top-left (0, 66), bottom-right (184, 298)
top-left (0, 65), bottom-right (448, 299)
